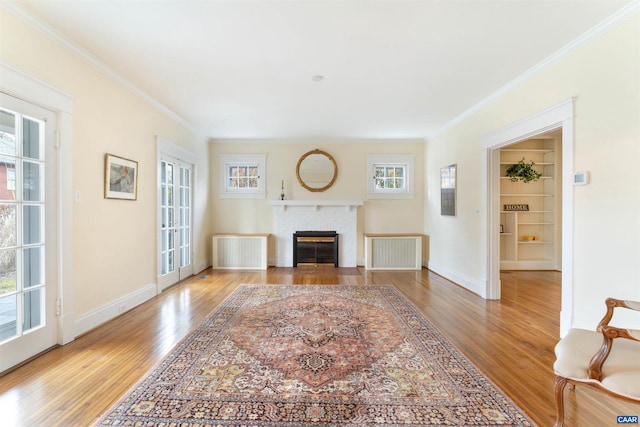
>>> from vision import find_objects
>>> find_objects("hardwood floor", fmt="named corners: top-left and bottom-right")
top-left (0, 268), bottom-right (637, 426)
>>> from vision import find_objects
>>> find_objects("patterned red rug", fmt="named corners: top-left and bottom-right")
top-left (273, 266), bottom-right (361, 275)
top-left (96, 285), bottom-right (534, 426)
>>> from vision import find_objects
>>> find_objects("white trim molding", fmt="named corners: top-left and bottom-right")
top-left (156, 136), bottom-right (198, 164)
top-left (269, 199), bottom-right (363, 212)
top-left (427, 261), bottom-right (486, 298)
top-left (481, 98), bottom-right (574, 336)
top-left (481, 99), bottom-right (574, 149)
top-left (73, 284), bottom-right (156, 337)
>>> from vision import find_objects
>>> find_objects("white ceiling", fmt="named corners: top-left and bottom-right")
top-left (11, 0), bottom-right (634, 140)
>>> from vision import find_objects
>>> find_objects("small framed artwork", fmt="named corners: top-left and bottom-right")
top-left (105, 153), bottom-right (138, 200)
top-left (440, 164), bottom-right (456, 216)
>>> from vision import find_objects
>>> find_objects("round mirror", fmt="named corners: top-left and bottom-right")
top-left (296, 149), bottom-right (338, 192)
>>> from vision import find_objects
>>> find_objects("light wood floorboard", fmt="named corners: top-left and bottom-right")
top-left (0, 268), bottom-right (637, 426)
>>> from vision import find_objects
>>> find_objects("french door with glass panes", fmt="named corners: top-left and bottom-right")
top-left (0, 93), bottom-right (57, 373)
top-left (158, 155), bottom-right (193, 291)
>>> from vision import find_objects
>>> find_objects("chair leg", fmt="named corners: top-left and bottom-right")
top-left (554, 375), bottom-right (568, 427)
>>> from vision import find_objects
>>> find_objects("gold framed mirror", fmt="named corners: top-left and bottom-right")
top-left (296, 149), bottom-right (338, 192)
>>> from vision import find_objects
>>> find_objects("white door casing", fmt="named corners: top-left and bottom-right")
top-left (482, 98), bottom-right (574, 336)
top-left (0, 63), bottom-right (74, 373)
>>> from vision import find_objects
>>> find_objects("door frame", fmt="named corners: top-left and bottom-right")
top-left (0, 93), bottom-right (59, 372)
top-left (156, 137), bottom-right (197, 292)
top-left (482, 98), bottom-right (574, 336)
top-left (0, 63), bottom-right (75, 347)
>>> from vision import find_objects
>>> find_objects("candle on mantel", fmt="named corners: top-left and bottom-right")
top-left (281, 179), bottom-right (284, 189)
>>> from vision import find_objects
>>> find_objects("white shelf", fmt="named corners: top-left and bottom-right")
top-left (501, 149), bottom-right (554, 153)
top-left (501, 194), bottom-right (554, 197)
top-left (269, 199), bottom-right (363, 212)
top-left (499, 140), bottom-right (559, 270)
top-left (502, 210), bottom-right (551, 213)
top-left (500, 162), bottom-right (554, 166)
top-left (501, 176), bottom-right (554, 179)
top-left (518, 241), bottom-right (553, 244)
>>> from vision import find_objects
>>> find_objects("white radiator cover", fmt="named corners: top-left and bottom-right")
top-left (211, 234), bottom-right (269, 270)
top-left (364, 234), bottom-right (422, 270)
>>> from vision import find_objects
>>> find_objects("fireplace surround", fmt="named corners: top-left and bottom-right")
top-left (269, 200), bottom-right (363, 267)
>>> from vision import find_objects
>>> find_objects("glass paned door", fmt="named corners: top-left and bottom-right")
top-left (178, 166), bottom-right (191, 271)
top-left (158, 155), bottom-right (193, 291)
top-left (160, 160), bottom-right (175, 277)
top-left (0, 94), bottom-right (57, 373)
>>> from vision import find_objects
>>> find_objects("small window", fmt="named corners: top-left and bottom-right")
top-left (228, 165), bottom-right (259, 189)
top-left (367, 154), bottom-right (414, 199)
top-left (219, 154), bottom-right (266, 198)
top-left (374, 165), bottom-right (406, 190)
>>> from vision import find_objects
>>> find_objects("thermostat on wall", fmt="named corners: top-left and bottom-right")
top-left (573, 171), bottom-right (590, 185)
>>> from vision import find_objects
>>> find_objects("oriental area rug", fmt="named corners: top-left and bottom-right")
top-left (96, 284), bottom-right (534, 426)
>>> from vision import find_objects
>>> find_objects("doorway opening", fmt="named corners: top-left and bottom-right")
top-left (156, 138), bottom-right (197, 292)
top-left (499, 130), bottom-right (562, 271)
top-left (0, 93), bottom-right (58, 373)
top-left (482, 99), bottom-right (574, 336)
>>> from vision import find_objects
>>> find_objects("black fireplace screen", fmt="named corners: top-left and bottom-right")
top-left (293, 231), bottom-right (339, 267)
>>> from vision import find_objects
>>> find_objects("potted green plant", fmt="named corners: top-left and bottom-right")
top-left (506, 158), bottom-right (542, 183)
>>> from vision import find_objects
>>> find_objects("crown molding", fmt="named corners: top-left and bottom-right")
top-left (1, 1), bottom-right (205, 138)
top-left (432, 0), bottom-right (640, 139)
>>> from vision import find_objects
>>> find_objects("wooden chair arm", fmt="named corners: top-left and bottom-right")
top-left (597, 298), bottom-right (640, 329)
top-left (588, 298), bottom-right (640, 381)
top-left (601, 325), bottom-right (640, 342)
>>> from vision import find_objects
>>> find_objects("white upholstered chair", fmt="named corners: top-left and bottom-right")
top-left (553, 298), bottom-right (640, 427)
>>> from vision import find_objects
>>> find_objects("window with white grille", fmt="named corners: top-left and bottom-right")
top-left (218, 154), bottom-right (266, 198)
top-left (367, 154), bottom-right (414, 199)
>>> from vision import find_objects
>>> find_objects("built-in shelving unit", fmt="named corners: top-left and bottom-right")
top-left (500, 138), bottom-right (561, 270)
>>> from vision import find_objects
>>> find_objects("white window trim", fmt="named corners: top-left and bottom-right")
top-left (218, 154), bottom-right (266, 199)
top-left (367, 154), bottom-right (414, 199)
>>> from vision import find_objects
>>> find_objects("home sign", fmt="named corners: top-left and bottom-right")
top-left (504, 204), bottom-right (529, 211)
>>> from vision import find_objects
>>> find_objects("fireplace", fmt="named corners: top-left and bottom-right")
top-left (293, 231), bottom-right (339, 267)
top-left (269, 200), bottom-right (363, 267)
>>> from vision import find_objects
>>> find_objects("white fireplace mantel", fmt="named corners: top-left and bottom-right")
top-left (269, 199), bottom-right (363, 212)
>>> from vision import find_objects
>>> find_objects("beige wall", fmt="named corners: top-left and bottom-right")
top-left (210, 139), bottom-right (425, 264)
top-left (1, 10), bottom-right (212, 326)
top-left (3, 4), bottom-right (637, 340)
top-left (426, 14), bottom-right (640, 329)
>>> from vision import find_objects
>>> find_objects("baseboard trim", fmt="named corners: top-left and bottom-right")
top-left (194, 260), bottom-right (210, 275)
top-left (427, 262), bottom-right (486, 298)
top-left (73, 283), bottom-right (157, 338)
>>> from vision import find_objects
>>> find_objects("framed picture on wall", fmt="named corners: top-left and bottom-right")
top-left (105, 153), bottom-right (138, 200)
top-left (440, 164), bottom-right (456, 216)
